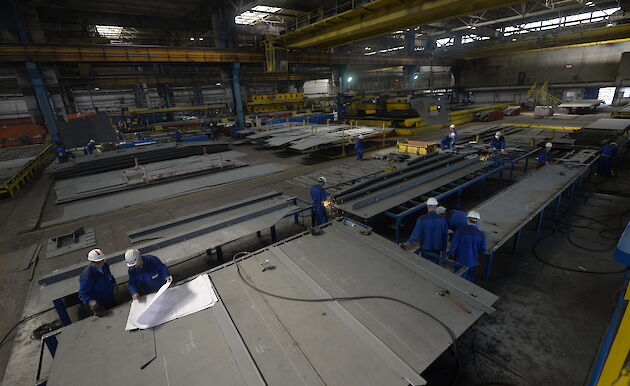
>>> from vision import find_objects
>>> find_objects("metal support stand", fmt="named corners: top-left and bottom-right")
top-left (256, 231), bottom-right (262, 238)
top-left (270, 225), bottom-right (277, 242)
top-left (555, 195), bottom-right (562, 215)
top-left (524, 157), bottom-right (529, 173)
top-left (215, 246), bottom-right (224, 262)
top-left (536, 209), bottom-right (544, 232)
top-left (53, 298), bottom-right (71, 326)
top-left (43, 334), bottom-right (59, 357)
top-left (512, 230), bottom-right (522, 254)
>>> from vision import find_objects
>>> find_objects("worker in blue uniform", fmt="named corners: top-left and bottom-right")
top-left (402, 197), bottom-right (448, 260)
top-left (355, 135), bottom-right (364, 160)
top-left (444, 208), bottom-right (468, 232)
top-left (79, 248), bottom-right (117, 316)
top-left (490, 131), bottom-right (506, 152)
top-left (174, 130), bottom-right (182, 142)
top-left (440, 132), bottom-right (456, 150)
top-left (449, 124), bottom-right (457, 141)
top-left (55, 146), bottom-right (69, 163)
top-left (448, 211), bottom-right (487, 282)
top-left (310, 176), bottom-right (329, 234)
top-left (85, 139), bottom-right (96, 154)
top-left (536, 142), bottom-right (553, 169)
top-left (125, 249), bottom-right (172, 300)
top-left (597, 141), bottom-right (617, 177)
top-left (210, 123), bottom-right (219, 140)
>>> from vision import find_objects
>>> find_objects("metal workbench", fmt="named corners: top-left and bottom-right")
top-left (475, 149), bottom-right (599, 280)
top-left (43, 220), bottom-right (497, 386)
top-left (34, 192), bottom-right (311, 325)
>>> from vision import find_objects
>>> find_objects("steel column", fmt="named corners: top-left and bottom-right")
top-left (231, 62), bottom-right (245, 137)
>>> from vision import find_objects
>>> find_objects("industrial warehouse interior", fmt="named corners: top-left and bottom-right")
top-left (1, 0), bottom-right (630, 385)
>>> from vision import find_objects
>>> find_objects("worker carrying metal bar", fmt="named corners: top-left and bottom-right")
top-left (85, 139), bottom-right (96, 154)
top-left (440, 132), bottom-right (456, 150)
top-left (310, 176), bottom-right (329, 234)
top-left (597, 140), bottom-right (618, 177)
top-left (355, 135), bottom-right (364, 160)
top-left (490, 131), bottom-right (506, 152)
top-left (447, 211), bottom-right (487, 282)
top-left (78, 248), bottom-right (117, 317)
top-left (125, 249), bottom-right (172, 300)
top-left (402, 197), bottom-right (448, 260)
top-left (536, 142), bottom-right (554, 169)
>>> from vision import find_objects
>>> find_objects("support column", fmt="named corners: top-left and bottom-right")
top-left (8, 0), bottom-right (60, 143)
top-left (231, 63), bottom-right (245, 136)
top-left (158, 64), bottom-right (173, 108)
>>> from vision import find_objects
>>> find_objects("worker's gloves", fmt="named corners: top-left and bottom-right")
top-left (90, 303), bottom-right (107, 317)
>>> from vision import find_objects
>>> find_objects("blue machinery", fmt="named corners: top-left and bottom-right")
top-left (588, 224), bottom-right (630, 386)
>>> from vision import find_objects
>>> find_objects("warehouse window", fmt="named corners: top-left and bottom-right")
top-left (95, 25), bottom-right (123, 39)
top-left (435, 37), bottom-right (453, 47)
top-left (462, 35), bottom-right (490, 44)
top-left (597, 87), bottom-right (616, 105)
top-left (502, 7), bottom-right (619, 36)
top-left (235, 6), bottom-right (281, 25)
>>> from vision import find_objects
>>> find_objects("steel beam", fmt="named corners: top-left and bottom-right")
top-left (279, 0), bottom-right (520, 49)
top-left (0, 43), bottom-right (451, 66)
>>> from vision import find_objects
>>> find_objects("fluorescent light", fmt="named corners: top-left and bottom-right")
top-left (190, 37), bottom-right (195, 40)
top-left (199, 37), bottom-right (204, 41)
top-left (94, 87), bottom-right (100, 91)
top-left (347, 76), bottom-right (353, 82)
top-left (365, 47), bottom-right (371, 50)
top-left (413, 74), bottom-right (419, 80)
top-left (216, 83), bottom-right (222, 86)
top-left (512, 38), bottom-right (517, 41)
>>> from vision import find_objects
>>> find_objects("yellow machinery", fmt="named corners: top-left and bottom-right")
top-left (528, 81), bottom-right (561, 107)
top-left (397, 140), bottom-right (438, 155)
top-left (247, 93), bottom-right (305, 113)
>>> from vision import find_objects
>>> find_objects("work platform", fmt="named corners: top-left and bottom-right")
top-left (41, 220), bottom-right (497, 386)
top-left (475, 149), bottom-right (600, 280)
top-left (32, 192), bottom-right (311, 325)
top-left (0, 145), bottom-right (54, 198)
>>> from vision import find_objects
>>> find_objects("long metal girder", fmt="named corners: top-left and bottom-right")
top-left (278, 0), bottom-right (521, 49)
top-left (445, 24), bottom-right (630, 60)
top-left (0, 43), bottom-right (450, 66)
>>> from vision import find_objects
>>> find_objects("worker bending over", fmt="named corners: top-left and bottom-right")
top-left (440, 132), bottom-right (456, 150)
top-left (125, 249), bottom-right (172, 300)
top-left (536, 142), bottom-right (553, 169)
top-left (85, 139), bottom-right (96, 154)
top-left (490, 131), bottom-right (506, 152)
top-left (79, 248), bottom-right (117, 317)
top-left (597, 141), bottom-right (618, 177)
top-left (310, 176), bottom-right (329, 234)
top-left (448, 211), bottom-right (487, 282)
top-left (402, 197), bottom-right (448, 260)
top-left (355, 135), bottom-right (364, 160)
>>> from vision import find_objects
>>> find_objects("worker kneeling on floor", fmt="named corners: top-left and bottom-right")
top-left (79, 248), bottom-right (117, 317)
top-left (448, 211), bottom-right (487, 282)
top-left (125, 249), bottom-right (172, 300)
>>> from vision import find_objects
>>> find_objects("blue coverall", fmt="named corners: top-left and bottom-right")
top-left (448, 224), bottom-right (487, 282)
top-left (175, 130), bottom-right (182, 142)
top-left (490, 136), bottom-right (506, 151)
top-left (128, 255), bottom-right (171, 296)
top-left (210, 124), bottom-right (219, 140)
top-left (407, 212), bottom-right (448, 258)
top-left (446, 210), bottom-right (468, 232)
top-left (440, 135), bottom-right (454, 150)
top-left (536, 150), bottom-right (553, 168)
top-left (597, 144), bottom-right (617, 177)
top-left (85, 141), bottom-right (95, 154)
top-left (55, 146), bottom-right (68, 163)
top-left (355, 139), bottom-right (363, 160)
top-left (449, 129), bottom-right (457, 142)
top-left (310, 184), bottom-right (329, 226)
top-left (78, 263), bottom-right (117, 309)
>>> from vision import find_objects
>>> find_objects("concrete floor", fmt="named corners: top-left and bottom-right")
top-left (1, 112), bottom-right (626, 385)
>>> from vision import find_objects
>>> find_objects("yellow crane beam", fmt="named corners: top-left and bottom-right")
top-left (280, 0), bottom-right (522, 49)
top-left (447, 24), bottom-right (630, 60)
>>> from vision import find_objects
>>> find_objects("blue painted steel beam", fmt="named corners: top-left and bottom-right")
top-left (9, 0), bottom-right (59, 143)
top-left (231, 62), bottom-right (245, 137)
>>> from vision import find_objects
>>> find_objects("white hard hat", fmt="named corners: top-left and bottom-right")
top-left (358, 135), bottom-right (364, 139)
top-left (436, 206), bottom-right (447, 215)
top-left (318, 176), bottom-right (327, 185)
top-left (90, 139), bottom-right (95, 143)
top-left (545, 142), bottom-right (553, 148)
top-left (495, 131), bottom-right (501, 137)
top-left (87, 248), bottom-right (106, 262)
top-left (467, 210), bottom-right (481, 220)
top-left (427, 197), bottom-right (438, 206)
top-left (449, 132), bottom-right (456, 138)
top-left (449, 124), bottom-right (455, 129)
top-left (125, 249), bottom-right (141, 267)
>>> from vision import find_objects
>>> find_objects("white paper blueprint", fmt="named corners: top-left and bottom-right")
top-left (125, 274), bottom-right (218, 330)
